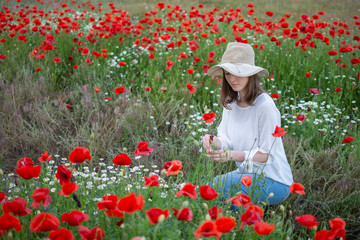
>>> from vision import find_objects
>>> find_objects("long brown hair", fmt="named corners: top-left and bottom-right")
top-left (220, 71), bottom-right (265, 109)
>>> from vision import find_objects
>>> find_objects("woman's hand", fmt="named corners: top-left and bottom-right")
top-left (202, 134), bottom-right (221, 151)
top-left (207, 149), bottom-right (245, 163)
top-left (208, 149), bottom-right (232, 162)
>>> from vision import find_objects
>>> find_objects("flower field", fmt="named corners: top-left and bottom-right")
top-left (0, 0), bottom-right (359, 239)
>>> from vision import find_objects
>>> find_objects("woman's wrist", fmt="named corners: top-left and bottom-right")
top-left (230, 150), bottom-right (246, 162)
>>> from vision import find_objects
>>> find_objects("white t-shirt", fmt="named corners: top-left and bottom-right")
top-left (217, 93), bottom-right (294, 186)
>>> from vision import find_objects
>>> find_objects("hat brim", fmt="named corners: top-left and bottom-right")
top-left (207, 63), bottom-right (269, 78)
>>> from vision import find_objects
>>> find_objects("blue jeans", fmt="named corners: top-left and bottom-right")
top-left (208, 170), bottom-right (290, 206)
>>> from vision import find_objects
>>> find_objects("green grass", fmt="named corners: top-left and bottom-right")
top-left (0, 0), bottom-right (359, 239)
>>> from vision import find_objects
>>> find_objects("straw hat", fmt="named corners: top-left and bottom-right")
top-left (207, 42), bottom-right (269, 78)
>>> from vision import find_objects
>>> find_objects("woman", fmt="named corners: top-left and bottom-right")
top-left (203, 42), bottom-right (293, 205)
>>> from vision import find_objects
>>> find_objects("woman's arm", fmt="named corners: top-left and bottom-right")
top-left (209, 149), bottom-right (269, 163)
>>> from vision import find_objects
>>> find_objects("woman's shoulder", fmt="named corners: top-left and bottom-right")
top-left (254, 93), bottom-right (274, 106)
top-left (255, 93), bottom-right (279, 112)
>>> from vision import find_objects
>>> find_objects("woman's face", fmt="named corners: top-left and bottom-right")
top-left (224, 71), bottom-right (249, 94)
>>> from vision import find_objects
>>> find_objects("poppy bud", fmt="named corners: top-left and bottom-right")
top-left (70, 175), bottom-right (76, 183)
top-left (160, 169), bottom-right (167, 176)
top-left (203, 203), bottom-right (208, 210)
top-left (158, 214), bottom-right (166, 223)
top-left (90, 133), bottom-right (94, 141)
top-left (123, 147), bottom-right (127, 153)
top-left (7, 231), bottom-right (13, 240)
top-left (269, 192), bottom-right (274, 198)
top-left (73, 194), bottom-right (81, 208)
top-left (193, 139), bottom-right (199, 147)
top-left (271, 211), bottom-right (275, 216)
top-left (279, 205), bottom-right (285, 212)
top-left (182, 200), bottom-right (189, 207)
top-left (205, 214), bottom-right (212, 221)
top-left (0, 168), bottom-right (3, 176)
top-left (289, 210), bottom-right (292, 216)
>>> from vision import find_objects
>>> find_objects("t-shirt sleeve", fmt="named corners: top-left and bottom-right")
top-left (256, 100), bottom-right (282, 164)
top-left (217, 108), bottom-right (233, 150)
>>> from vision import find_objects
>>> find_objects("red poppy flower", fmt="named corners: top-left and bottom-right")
top-left (68, 147), bottom-right (91, 163)
top-left (199, 185), bottom-right (218, 200)
top-left (94, 88), bottom-right (101, 93)
top-left (215, 216), bottom-right (236, 233)
top-left (306, 72), bottom-right (311, 77)
top-left (117, 192), bottom-right (144, 213)
top-left (272, 126), bottom-right (287, 137)
top-left (271, 93), bottom-right (279, 99)
top-left (55, 165), bottom-right (72, 185)
top-left (239, 204), bottom-right (263, 229)
top-left (328, 50), bottom-right (337, 56)
top-left (265, 11), bottom-right (273, 17)
top-left (241, 175), bottom-right (252, 187)
top-left (148, 53), bottom-right (154, 59)
top-left (134, 142), bottom-right (153, 157)
top-left (36, 68), bottom-right (41, 72)
top-left (0, 213), bottom-right (22, 232)
top-left (18, 35), bottom-right (27, 42)
top-left (166, 160), bottom-right (183, 176)
top-left (208, 206), bottom-right (222, 220)
top-left (49, 228), bottom-right (75, 240)
top-left (14, 165), bottom-right (41, 180)
top-left (144, 174), bottom-right (159, 187)
top-left (329, 218), bottom-right (346, 230)
top-left (350, 58), bottom-right (360, 65)
top-left (61, 210), bottom-right (89, 226)
top-left (97, 195), bottom-right (124, 218)
top-left (112, 153), bottom-right (132, 166)
top-left (171, 207), bottom-right (193, 221)
top-left (335, 87), bottom-right (342, 92)
top-left (144, 87), bottom-right (151, 91)
top-left (194, 220), bottom-right (222, 239)
top-left (314, 230), bottom-right (331, 240)
top-left (53, 58), bottom-right (62, 63)
top-left (296, 115), bottom-right (305, 122)
top-left (146, 208), bottom-right (169, 224)
top-left (315, 228), bottom-right (346, 240)
top-left (118, 61), bottom-right (126, 66)
top-left (225, 193), bottom-right (252, 208)
top-left (176, 182), bottom-right (197, 199)
top-left (342, 136), bottom-right (354, 143)
top-left (114, 86), bottom-right (125, 94)
top-left (0, 192), bottom-right (7, 203)
top-left (161, 87), bottom-right (167, 91)
top-left (186, 83), bottom-right (196, 94)
top-left (79, 226), bottom-right (105, 240)
top-left (73, 64), bottom-right (78, 69)
top-left (2, 197), bottom-right (32, 216)
top-left (166, 60), bottom-right (174, 69)
top-left (295, 214), bottom-right (320, 228)
top-left (16, 157), bottom-right (34, 168)
top-left (58, 182), bottom-right (79, 197)
top-left (31, 188), bottom-right (52, 209)
top-left (254, 221), bottom-right (276, 235)
top-left (187, 68), bottom-right (194, 74)
top-left (30, 212), bottom-right (60, 232)
top-left (38, 151), bottom-right (52, 163)
top-left (310, 88), bottom-right (320, 94)
top-left (200, 112), bottom-right (216, 124)
top-left (290, 182), bottom-right (305, 195)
